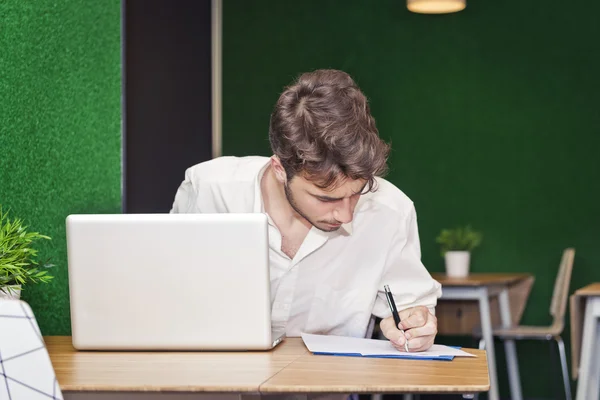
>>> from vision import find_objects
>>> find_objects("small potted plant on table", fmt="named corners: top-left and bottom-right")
top-left (436, 225), bottom-right (482, 278)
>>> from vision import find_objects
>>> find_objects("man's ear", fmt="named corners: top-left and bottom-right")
top-left (270, 156), bottom-right (288, 184)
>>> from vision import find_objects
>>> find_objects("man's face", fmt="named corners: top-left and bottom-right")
top-left (284, 174), bottom-right (366, 232)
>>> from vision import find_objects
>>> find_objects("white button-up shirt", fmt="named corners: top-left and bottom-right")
top-left (171, 156), bottom-right (441, 338)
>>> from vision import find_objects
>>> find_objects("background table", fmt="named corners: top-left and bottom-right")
top-left (570, 283), bottom-right (600, 400)
top-left (432, 273), bottom-right (533, 400)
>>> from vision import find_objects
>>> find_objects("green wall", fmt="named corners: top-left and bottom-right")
top-left (1, 0), bottom-right (598, 397)
top-left (223, 0), bottom-right (600, 398)
top-left (0, 1), bottom-right (121, 334)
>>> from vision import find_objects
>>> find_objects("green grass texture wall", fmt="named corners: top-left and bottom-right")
top-left (222, 0), bottom-right (600, 398)
top-left (0, 0), bottom-right (121, 334)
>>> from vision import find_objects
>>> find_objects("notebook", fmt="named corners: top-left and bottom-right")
top-left (301, 333), bottom-right (476, 361)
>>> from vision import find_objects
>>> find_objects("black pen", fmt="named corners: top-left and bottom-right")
top-left (384, 284), bottom-right (409, 352)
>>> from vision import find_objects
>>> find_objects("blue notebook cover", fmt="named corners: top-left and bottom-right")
top-left (313, 351), bottom-right (455, 361)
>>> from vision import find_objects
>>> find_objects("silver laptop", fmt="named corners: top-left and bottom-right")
top-left (66, 213), bottom-right (285, 351)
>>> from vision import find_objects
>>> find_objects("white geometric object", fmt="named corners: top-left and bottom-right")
top-left (0, 299), bottom-right (63, 400)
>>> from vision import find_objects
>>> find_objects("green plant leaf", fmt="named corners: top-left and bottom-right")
top-left (435, 225), bottom-right (482, 256)
top-left (0, 206), bottom-right (54, 290)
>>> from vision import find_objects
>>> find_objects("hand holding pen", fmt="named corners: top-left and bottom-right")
top-left (380, 285), bottom-right (438, 352)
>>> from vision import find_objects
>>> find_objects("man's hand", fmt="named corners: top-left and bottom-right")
top-left (380, 305), bottom-right (437, 352)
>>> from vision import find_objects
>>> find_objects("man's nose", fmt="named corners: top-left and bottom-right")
top-left (333, 198), bottom-right (353, 224)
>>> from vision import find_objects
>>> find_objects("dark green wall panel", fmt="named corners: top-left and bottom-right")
top-left (223, 1), bottom-right (600, 398)
top-left (0, 0), bottom-right (121, 335)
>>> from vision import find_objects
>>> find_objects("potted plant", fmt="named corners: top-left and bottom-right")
top-left (0, 206), bottom-right (54, 300)
top-left (436, 225), bottom-right (482, 277)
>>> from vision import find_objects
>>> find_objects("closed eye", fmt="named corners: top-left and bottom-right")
top-left (316, 196), bottom-right (340, 203)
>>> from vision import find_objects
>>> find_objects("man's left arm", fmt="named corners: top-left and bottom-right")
top-left (373, 204), bottom-right (442, 352)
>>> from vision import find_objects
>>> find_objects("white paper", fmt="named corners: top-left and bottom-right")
top-left (301, 333), bottom-right (476, 358)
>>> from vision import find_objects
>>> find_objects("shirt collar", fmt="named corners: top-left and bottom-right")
top-left (341, 221), bottom-right (353, 236)
top-left (253, 158), bottom-right (271, 214)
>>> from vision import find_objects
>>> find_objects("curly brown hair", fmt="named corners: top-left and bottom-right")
top-left (268, 69), bottom-right (390, 192)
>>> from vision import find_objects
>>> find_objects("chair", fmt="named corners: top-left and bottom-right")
top-left (0, 298), bottom-right (64, 399)
top-left (478, 248), bottom-right (575, 400)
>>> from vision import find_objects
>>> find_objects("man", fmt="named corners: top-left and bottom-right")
top-left (171, 69), bottom-right (441, 352)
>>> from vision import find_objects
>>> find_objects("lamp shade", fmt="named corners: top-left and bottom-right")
top-left (407, 0), bottom-right (466, 14)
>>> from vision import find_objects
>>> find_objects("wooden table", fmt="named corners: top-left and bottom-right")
top-left (46, 336), bottom-right (306, 393)
top-left (570, 283), bottom-right (600, 400)
top-left (260, 346), bottom-right (489, 395)
top-left (432, 273), bottom-right (533, 400)
top-left (46, 336), bottom-right (489, 396)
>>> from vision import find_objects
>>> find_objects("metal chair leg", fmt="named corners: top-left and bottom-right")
top-left (555, 336), bottom-right (572, 400)
top-left (504, 339), bottom-right (523, 400)
top-left (548, 337), bottom-right (562, 400)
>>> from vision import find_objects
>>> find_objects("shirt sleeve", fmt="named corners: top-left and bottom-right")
top-left (170, 168), bottom-right (195, 213)
top-left (372, 204), bottom-right (442, 319)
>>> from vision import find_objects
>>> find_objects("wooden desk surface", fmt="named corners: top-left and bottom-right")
top-left (261, 348), bottom-right (489, 394)
top-left (575, 283), bottom-right (600, 296)
top-left (432, 272), bottom-right (532, 287)
top-left (46, 336), bottom-right (489, 394)
top-left (45, 336), bottom-right (307, 392)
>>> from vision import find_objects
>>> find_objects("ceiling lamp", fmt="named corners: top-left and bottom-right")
top-left (407, 0), bottom-right (466, 14)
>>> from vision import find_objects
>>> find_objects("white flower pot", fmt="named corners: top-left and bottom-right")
top-left (444, 251), bottom-right (470, 277)
top-left (0, 285), bottom-right (21, 300)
